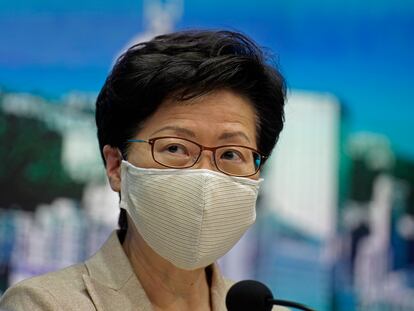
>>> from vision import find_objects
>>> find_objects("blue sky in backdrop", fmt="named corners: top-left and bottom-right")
top-left (1, 0), bottom-right (413, 158)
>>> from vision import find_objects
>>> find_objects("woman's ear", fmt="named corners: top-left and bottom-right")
top-left (103, 145), bottom-right (122, 192)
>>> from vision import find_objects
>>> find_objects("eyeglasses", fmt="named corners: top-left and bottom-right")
top-left (127, 136), bottom-right (266, 177)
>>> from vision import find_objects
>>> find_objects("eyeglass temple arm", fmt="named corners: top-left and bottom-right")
top-left (122, 139), bottom-right (149, 160)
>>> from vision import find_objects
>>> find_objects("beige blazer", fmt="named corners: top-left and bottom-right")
top-left (0, 231), bottom-right (287, 310)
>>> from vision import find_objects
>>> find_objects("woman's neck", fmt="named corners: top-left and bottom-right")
top-left (122, 222), bottom-right (211, 311)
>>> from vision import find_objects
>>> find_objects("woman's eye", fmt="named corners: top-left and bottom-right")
top-left (221, 150), bottom-right (242, 161)
top-left (166, 144), bottom-right (187, 154)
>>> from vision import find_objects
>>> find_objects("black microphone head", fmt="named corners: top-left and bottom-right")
top-left (226, 280), bottom-right (273, 311)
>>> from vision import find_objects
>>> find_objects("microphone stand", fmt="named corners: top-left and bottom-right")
top-left (268, 298), bottom-right (316, 311)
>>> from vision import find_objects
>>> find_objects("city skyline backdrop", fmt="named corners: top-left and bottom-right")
top-left (0, 0), bottom-right (413, 158)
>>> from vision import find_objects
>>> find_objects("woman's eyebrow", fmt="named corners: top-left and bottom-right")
top-left (218, 131), bottom-right (251, 143)
top-left (150, 126), bottom-right (196, 138)
top-left (151, 127), bottom-right (251, 143)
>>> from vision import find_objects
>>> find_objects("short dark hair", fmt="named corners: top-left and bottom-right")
top-left (95, 29), bottom-right (286, 229)
top-left (96, 29), bottom-right (285, 163)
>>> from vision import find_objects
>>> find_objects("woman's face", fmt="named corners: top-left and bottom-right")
top-left (104, 89), bottom-right (260, 192)
top-left (128, 89), bottom-right (259, 178)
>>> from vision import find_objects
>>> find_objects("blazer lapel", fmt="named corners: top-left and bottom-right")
top-left (82, 231), bottom-right (153, 311)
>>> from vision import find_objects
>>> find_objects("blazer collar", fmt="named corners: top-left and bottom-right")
top-left (85, 230), bottom-right (133, 290)
top-left (83, 231), bottom-right (153, 310)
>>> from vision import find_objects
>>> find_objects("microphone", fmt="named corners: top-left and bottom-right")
top-left (226, 280), bottom-right (315, 311)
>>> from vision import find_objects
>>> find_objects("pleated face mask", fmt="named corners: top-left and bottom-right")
top-left (120, 160), bottom-right (262, 270)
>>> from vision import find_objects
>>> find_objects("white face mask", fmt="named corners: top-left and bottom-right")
top-left (120, 160), bottom-right (262, 270)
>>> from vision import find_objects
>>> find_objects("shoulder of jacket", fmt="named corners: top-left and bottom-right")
top-left (0, 263), bottom-right (90, 311)
top-left (17, 262), bottom-right (88, 290)
top-left (0, 280), bottom-right (60, 311)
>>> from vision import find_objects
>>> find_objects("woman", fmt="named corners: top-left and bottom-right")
top-left (0, 30), bottom-right (286, 310)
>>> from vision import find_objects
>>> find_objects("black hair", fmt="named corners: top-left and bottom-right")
top-left (95, 29), bottom-right (286, 230)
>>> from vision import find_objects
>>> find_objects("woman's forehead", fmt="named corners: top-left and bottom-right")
top-left (136, 89), bottom-right (258, 144)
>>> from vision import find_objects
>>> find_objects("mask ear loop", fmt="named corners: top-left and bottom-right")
top-left (116, 147), bottom-right (129, 232)
top-left (118, 148), bottom-right (127, 161)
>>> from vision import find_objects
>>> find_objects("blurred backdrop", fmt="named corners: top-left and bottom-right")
top-left (1, 1), bottom-right (413, 310)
